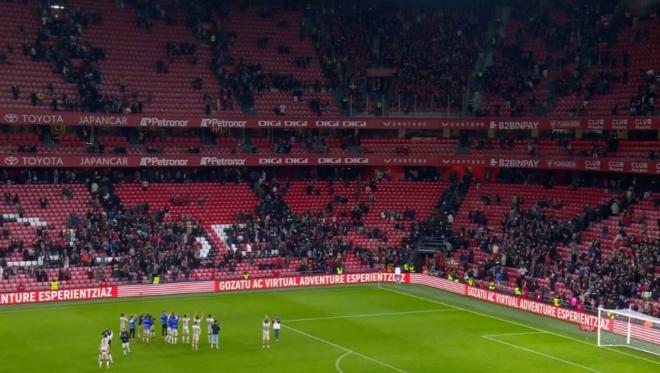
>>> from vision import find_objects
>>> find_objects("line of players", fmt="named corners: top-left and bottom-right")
top-left (98, 312), bottom-right (220, 369)
top-left (99, 312), bottom-right (281, 368)
top-left (125, 312), bottom-right (218, 349)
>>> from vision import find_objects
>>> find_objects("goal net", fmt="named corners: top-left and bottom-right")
top-left (597, 307), bottom-right (660, 356)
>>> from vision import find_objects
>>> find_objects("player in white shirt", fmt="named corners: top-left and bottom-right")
top-left (394, 266), bottom-right (402, 285)
top-left (206, 314), bottom-right (214, 344)
top-left (262, 315), bottom-right (271, 348)
top-left (119, 313), bottom-right (128, 332)
top-left (272, 315), bottom-right (281, 342)
top-left (181, 314), bottom-right (190, 344)
top-left (99, 336), bottom-right (111, 368)
top-left (191, 317), bottom-right (201, 350)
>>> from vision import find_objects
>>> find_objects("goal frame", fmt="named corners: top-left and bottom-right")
top-left (597, 306), bottom-right (660, 356)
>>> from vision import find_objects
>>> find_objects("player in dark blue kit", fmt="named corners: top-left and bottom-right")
top-left (160, 311), bottom-right (168, 339)
top-left (120, 330), bottom-right (131, 356)
top-left (137, 313), bottom-right (144, 338)
top-left (128, 315), bottom-right (137, 340)
top-left (210, 321), bottom-right (220, 349)
top-left (143, 314), bottom-right (153, 343)
top-left (103, 328), bottom-right (113, 348)
top-left (167, 312), bottom-right (179, 344)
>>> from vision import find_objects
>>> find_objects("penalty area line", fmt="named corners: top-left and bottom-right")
top-left (380, 286), bottom-right (660, 366)
top-left (282, 324), bottom-right (408, 373)
top-left (482, 334), bottom-right (602, 373)
top-left (482, 331), bottom-right (547, 338)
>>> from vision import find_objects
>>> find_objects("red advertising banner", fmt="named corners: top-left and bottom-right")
top-left (0, 153), bottom-right (658, 174)
top-left (613, 317), bottom-right (660, 345)
top-left (1, 110), bottom-right (659, 131)
top-left (0, 286), bottom-right (117, 305)
top-left (464, 286), bottom-right (612, 331)
top-left (118, 281), bottom-right (215, 298)
top-left (215, 272), bottom-right (410, 292)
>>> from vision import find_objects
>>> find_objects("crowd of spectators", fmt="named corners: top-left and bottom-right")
top-left (406, 172), bottom-right (472, 260)
top-left (224, 177), bottom-right (351, 273)
top-left (1, 183), bottom-right (209, 284)
top-left (28, 2), bottom-right (143, 113)
top-left (628, 69), bottom-right (657, 116)
top-left (221, 174), bottom-right (418, 275)
top-left (475, 0), bottom-right (624, 117)
top-left (180, 1), bottom-right (330, 115)
top-left (68, 205), bottom-right (207, 283)
top-left (0, 166), bottom-right (657, 314)
top-left (436, 175), bottom-right (659, 314)
top-left (312, 3), bottom-right (492, 114)
top-left (5, 0), bottom-right (660, 117)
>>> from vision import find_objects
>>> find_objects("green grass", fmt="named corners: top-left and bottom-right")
top-left (1, 284), bottom-right (658, 372)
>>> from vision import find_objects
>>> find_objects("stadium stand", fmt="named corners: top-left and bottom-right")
top-left (0, 169), bottom-right (656, 316)
top-left (0, 0), bottom-right (657, 319)
top-left (2, 0), bottom-right (659, 117)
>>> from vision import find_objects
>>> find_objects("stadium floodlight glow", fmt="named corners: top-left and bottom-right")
top-left (597, 306), bottom-right (660, 356)
top-left (50, 4), bottom-right (65, 9)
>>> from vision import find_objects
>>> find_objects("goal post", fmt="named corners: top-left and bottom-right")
top-left (597, 306), bottom-right (660, 356)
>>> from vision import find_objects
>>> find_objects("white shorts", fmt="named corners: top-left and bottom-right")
top-left (262, 331), bottom-right (270, 341)
top-left (171, 329), bottom-right (178, 337)
top-left (192, 335), bottom-right (199, 343)
top-left (122, 342), bottom-right (129, 348)
top-left (100, 351), bottom-right (109, 359)
top-left (183, 328), bottom-right (189, 335)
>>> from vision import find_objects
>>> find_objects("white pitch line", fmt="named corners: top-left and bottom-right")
top-left (335, 351), bottom-right (352, 373)
top-left (380, 286), bottom-right (660, 366)
top-left (482, 331), bottom-right (547, 338)
top-left (286, 308), bottom-right (458, 323)
top-left (482, 334), bottom-right (603, 373)
top-left (283, 324), bottom-right (408, 373)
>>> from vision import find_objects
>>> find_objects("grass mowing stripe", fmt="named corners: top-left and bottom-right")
top-left (482, 335), bottom-right (602, 373)
top-left (335, 351), bottom-right (352, 373)
top-left (482, 331), bottom-right (547, 338)
top-left (380, 286), bottom-right (660, 366)
top-left (286, 308), bottom-right (458, 323)
top-left (282, 324), bottom-right (408, 373)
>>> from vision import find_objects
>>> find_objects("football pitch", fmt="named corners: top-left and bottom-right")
top-left (1, 284), bottom-right (658, 373)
